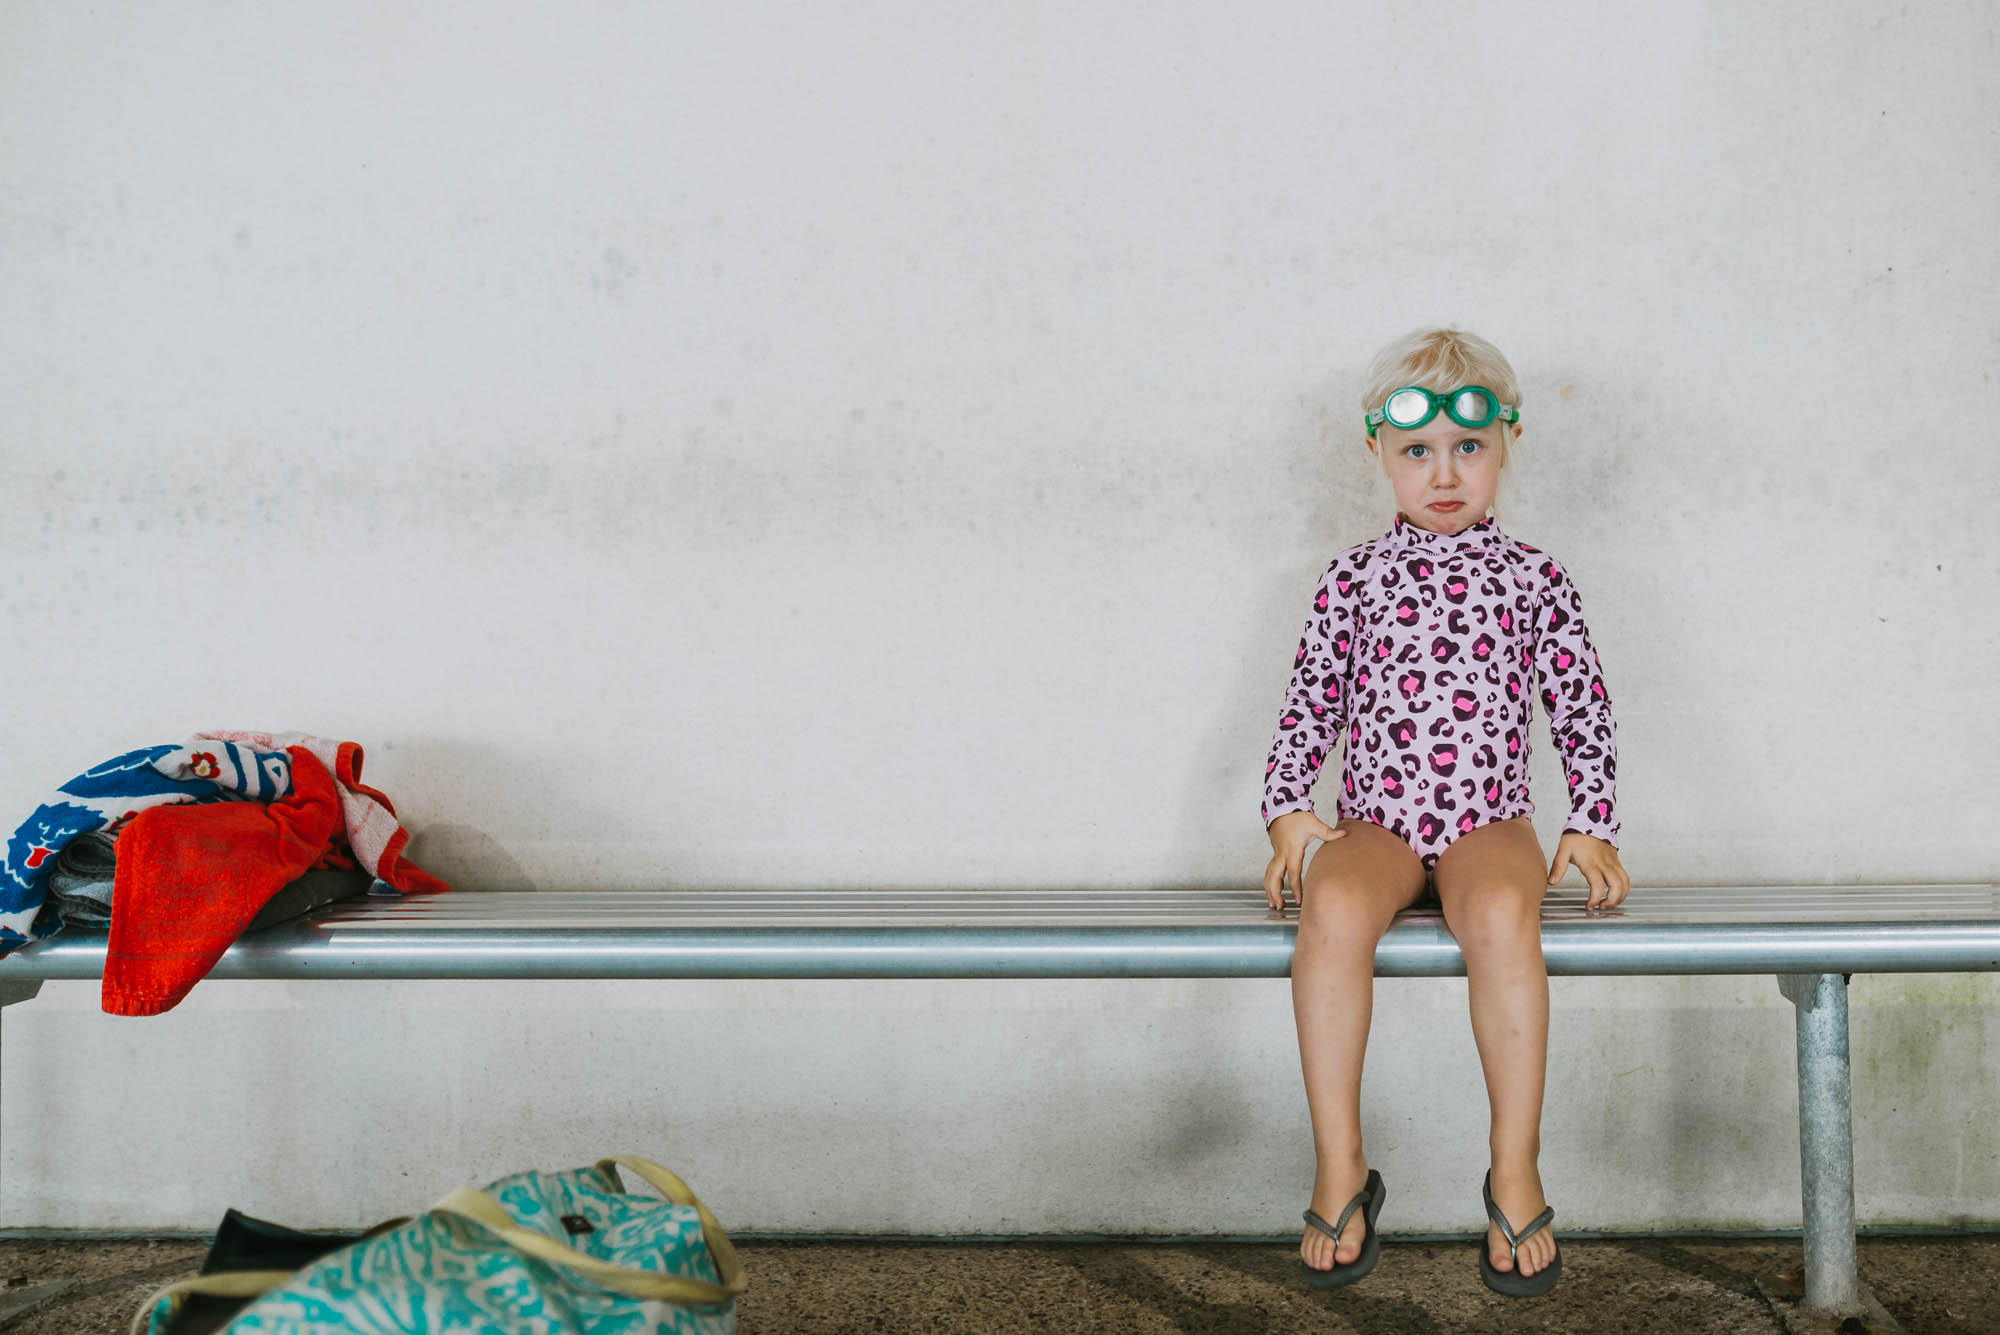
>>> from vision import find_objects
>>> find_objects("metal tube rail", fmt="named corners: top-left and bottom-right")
top-left (6, 921), bottom-right (2000, 980)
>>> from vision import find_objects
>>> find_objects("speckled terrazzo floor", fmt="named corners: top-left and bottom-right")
top-left (3, 1234), bottom-right (1996, 1333)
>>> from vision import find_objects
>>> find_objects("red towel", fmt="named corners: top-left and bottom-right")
top-left (194, 731), bottom-right (450, 895)
top-left (102, 746), bottom-right (341, 1017)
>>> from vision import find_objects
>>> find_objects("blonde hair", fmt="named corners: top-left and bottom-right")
top-left (1360, 328), bottom-right (1523, 423)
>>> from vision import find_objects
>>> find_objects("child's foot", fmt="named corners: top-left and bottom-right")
top-left (1301, 1156), bottom-right (1372, 1273)
top-left (1485, 1161), bottom-right (1557, 1278)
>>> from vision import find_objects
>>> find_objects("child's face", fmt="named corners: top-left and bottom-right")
top-left (1367, 416), bottom-right (1518, 534)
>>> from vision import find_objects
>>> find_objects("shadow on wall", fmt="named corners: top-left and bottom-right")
top-left (1179, 378), bottom-right (1381, 862)
top-left (381, 734), bottom-right (649, 891)
top-left (405, 823), bottom-right (538, 892)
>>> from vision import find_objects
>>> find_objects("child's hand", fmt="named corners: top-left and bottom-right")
top-left (1263, 810), bottom-right (1347, 910)
top-left (1547, 832), bottom-right (1629, 911)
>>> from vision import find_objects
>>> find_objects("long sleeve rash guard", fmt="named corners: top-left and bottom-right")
top-left (1261, 515), bottom-right (1619, 867)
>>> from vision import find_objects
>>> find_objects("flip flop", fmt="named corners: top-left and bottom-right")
top-left (1478, 1169), bottom-right (1562, 1297)
top-left (1299, 1168), bottom-right (1385, 1289)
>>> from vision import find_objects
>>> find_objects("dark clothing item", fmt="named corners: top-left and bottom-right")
top-left (46, 829), bottom-right (117, 925)
top-left (44, 829), bottom-right (370, 935)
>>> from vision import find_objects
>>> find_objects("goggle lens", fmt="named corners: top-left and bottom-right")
top-left (1450, 387), bottom-right (1497, 427)
top-left (1383, 388), bottom-right (1435, 428)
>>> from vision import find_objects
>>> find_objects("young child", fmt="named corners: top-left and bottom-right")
top-left (1260, 328), bottom-right (1629, 1297)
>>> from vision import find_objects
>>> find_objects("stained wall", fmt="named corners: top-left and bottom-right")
top-left (2, 1), bottom-right (1994, 1231)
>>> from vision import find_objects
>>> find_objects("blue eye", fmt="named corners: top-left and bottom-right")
top-left (1457, 439), bottom-right (1482, 455)
top-left (1407, 445), bottom-right (1429, 459)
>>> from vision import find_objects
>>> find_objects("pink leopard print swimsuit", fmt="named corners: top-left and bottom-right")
top-left (1262, 514), bottom-right (1619, 867)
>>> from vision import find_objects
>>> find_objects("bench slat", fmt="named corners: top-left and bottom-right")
top-left (3, 885), bottom-right (1994, 981)
top-left (289, 883), bottom-right (1998, 926)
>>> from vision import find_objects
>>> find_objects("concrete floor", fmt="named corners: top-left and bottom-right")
top-left (2, 1234), bottom-right (1995, 1334)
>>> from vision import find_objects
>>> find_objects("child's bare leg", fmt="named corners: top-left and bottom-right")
top-left (1432, 816), bottom-right (1556, 1278)
top-left (1292, 819), bottom-right (1427, 1272)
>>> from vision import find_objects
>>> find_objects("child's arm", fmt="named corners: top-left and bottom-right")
top-left (1529, 555), bottom-right (1630, 909)
top-left (1261, 559), bottom-right (1356, 907)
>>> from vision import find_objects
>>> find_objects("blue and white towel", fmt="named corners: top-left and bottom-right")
top-left (0, 740), bottom-right (296, 951)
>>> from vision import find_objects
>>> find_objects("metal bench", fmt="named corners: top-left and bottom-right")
top-left (4, 882), bottom-right (1997, 1321)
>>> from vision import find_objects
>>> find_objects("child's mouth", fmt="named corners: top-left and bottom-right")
top-left (1428, 501), bottom-right (1464, 512)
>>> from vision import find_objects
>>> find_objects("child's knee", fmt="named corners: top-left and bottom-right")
top-left (1445, 883), bottom-right (1542, 951)
top-left (1298, 880), bottom-right (1395, 949)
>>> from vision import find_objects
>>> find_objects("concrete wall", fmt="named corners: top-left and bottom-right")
top-left (2, 1), bottom-right (1995, 1232)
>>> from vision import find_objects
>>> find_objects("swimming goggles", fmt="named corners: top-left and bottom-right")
top-left (1365, 385), bottom-right (1520, 436)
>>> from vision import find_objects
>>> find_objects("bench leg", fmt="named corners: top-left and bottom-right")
top-left (1776, 971), bottom-right (1861, 1316)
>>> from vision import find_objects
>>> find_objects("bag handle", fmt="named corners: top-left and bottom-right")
top-left (599, 1155), bottom-right (746, 1298)
top-left (128, 1271), bottom-right (298, 1335)
top-left (431, 1156), bottom-right (746, 1306)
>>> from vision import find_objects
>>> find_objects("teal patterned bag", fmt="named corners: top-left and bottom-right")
top-left (135, 1157), bottom-right (744, 1335)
